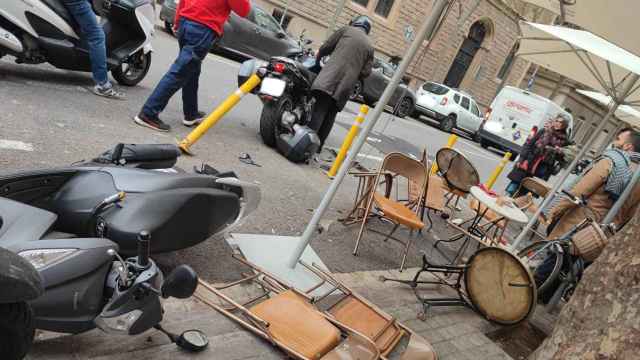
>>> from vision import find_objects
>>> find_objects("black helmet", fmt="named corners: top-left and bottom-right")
top-left (350, 15), bottom-right (372, 35)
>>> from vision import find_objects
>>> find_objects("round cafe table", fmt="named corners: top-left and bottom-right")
top-left (434, 186), bottom-right (528, 265)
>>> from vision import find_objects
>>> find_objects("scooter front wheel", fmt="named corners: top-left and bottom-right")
top-left (0, 302), bottom-right (35, 360)
top-left (112, 51), bottom-right (152, 87)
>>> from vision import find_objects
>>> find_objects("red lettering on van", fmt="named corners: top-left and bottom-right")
top-left (505, 100), bottom-right (532, 114)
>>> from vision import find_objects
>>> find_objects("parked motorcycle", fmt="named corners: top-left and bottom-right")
top-left (0, 0), bottom-right (155, 86)
top-left (238, 56), bottom-right (322, 163)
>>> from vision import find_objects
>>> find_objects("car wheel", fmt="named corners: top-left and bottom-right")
top-left (350, 81), bottom-right (363, 101)
top-left (0, 302), bottom-right (35, 360)
top-left (164, 21), bottom-right (174, 36)
top-left (440, 114), bottom-right (456, 133)
top-left (394, 97), bottom-right (413, 119)
top-left (260, 95), bottom-right (293, 147)
top-left (472, 131), bottom-right (482, 143)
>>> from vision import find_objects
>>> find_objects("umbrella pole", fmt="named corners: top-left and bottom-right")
top-left (512, 73), bottom-right (640, 249)
top-left (288, 0), bottom-right (451, 268)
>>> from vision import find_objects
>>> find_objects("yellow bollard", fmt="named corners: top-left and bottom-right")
top-left (178, 74), bottom-right (262, 154)
top-left (327, 105), bottom-right (369, 178)
top-left (430, 134), bottom-right (458, 175)
top-left (485, 152), bottom-right (512, 189)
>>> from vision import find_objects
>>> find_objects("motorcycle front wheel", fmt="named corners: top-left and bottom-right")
top-left (0, 302), bottom-right (35, 360)
top-left (112, 51), bottom-right (152, 87)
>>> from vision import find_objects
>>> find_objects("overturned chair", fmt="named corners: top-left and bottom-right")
top-left (195, 254), bottom-right (437, 360)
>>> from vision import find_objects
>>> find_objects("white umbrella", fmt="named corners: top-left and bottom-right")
top-left (511, 21), bottom-right (640, 248)
top-left (576, 89), bottom-right (640, 127)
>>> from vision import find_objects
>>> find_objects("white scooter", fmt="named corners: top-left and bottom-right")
top-left (0, 0), bottom-right (155, 86)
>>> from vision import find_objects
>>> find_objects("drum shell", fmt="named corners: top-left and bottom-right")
top-left (571, 224), bottom-right (608, 262)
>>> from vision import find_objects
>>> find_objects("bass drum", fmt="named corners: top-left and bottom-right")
top-left (465, 247), bottom-right (537, 326)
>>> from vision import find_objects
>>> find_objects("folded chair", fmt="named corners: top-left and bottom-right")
top-left (354, 152), bottom-right (429, 271)
top-left (195, 254), bottom-right (437, 360)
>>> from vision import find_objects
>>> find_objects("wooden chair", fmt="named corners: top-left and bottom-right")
top-left (354, 152), bottom-right (429, 271)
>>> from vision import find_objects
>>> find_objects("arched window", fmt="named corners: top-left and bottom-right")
top-left (444, 21), bottom-right (488, 88)
top-left (497, 42), bottom-right (519, 80)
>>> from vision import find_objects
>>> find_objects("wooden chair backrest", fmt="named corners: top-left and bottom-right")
top-left (378, 153), bottom-right (428, 207)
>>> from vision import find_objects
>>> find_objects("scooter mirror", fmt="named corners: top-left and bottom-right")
top-left (161, 265), bottom-right (198, 299)
top-left (176, 330), bottom-right (209, 352)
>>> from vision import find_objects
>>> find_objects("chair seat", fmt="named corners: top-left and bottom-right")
top-left (329, 296), bottom-right (401, 353)
top-left (373, 193), bottom-right (424, 229)
top-left (250, 290), bottom-right (341, 359)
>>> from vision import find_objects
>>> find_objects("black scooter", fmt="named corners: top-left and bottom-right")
top-left (0, 143), bottom-right (261, 359)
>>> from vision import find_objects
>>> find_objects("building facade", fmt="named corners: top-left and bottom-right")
top-left (253, 0), bottom-right (555, 109)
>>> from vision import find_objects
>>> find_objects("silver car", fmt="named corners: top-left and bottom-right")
top-left (415, 81), bottom-right (484, 136)
top-left (351, 58), bottom-right (416, 119)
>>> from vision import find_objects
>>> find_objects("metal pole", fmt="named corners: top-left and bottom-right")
top-left (326, 0), bottom-right (348, 40)
top-left (288, 0), bottom-right (451, 268)
top-left (512, 73), bottom-right (640, 249)
top-left (280, 0), bottom-right (289, 27)
top-left (603, 166), bottom-right (640, 225)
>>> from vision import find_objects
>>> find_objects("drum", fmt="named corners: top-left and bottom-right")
top-left (435, 148), bottom-right (480, 193)
top-left (571, 223), bottom-right (609, 262)
top-left (465, 247), bottom-right (536, 325)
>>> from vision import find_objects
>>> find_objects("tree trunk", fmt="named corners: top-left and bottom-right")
top-left (530, 209), bottom-right (640, 359)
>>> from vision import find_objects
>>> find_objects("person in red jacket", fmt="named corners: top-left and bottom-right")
top-left (135, 0), bottom-right (251, 131)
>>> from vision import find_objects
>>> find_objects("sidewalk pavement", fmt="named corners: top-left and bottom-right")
top-left (27, 266), bottom-right (514, 360)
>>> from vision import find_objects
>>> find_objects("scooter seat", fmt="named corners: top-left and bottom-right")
top-left (41, 0), bottom-right (77, 30)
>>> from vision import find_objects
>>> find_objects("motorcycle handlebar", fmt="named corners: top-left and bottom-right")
top-left (137, 231), bottom-right (151, 268)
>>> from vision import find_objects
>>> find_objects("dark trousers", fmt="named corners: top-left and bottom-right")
top-left (142, 19), bottom-right (216, 119)
top-left (308, 92), bottom-right (338, 150)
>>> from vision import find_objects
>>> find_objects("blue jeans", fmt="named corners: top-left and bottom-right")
top-left (505, 181), bottom-right (520, 196)
top-left (63, 0), bottom-right (109, 86)
top-left (142, 19), bottom-right (216, 119)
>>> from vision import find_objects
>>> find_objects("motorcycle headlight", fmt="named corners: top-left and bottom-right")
top-left (18, 249), bottom-right (78, 270)
top-left (95, 310), bottom-right (143, 335)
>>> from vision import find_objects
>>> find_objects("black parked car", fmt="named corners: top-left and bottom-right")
top-left (160, 1), bottom-right (303, 60)
top-left (350, 58), bottom-right (416, 119)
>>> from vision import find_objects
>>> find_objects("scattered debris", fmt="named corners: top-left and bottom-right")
top-left (239, 152), bottom-right (261, 167)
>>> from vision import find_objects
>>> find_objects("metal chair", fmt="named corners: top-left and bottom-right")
top-left (353, 152), bottom-right (429, 271)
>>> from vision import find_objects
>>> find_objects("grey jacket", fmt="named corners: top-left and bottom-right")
top-left (311, 26), bottom-right (374, 110)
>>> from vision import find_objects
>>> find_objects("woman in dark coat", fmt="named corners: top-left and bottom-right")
top-left (505, 115), bottom-right (571, 196)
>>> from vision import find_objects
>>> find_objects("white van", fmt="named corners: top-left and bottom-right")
top-left (478, 86), bottom-right (573, 158)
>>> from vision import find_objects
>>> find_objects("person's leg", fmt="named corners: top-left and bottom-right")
top-left (138, 20), bottom-right (215, 130)
top-left (64, 0), bottom-right (124, 99)
top-left (505, 181), bottom-right (520, 196)
top-left (308, 92), bottom-right (331, 132)
top-left (316, 100), bottom-right (338, 150)
top-left (181, 61), bottom-right (204, 126)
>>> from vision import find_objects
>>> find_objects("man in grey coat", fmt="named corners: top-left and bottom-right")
top-left (309, 15), bottom-right (374, 150)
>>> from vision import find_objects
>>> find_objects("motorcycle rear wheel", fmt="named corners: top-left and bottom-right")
top-left (112, 52), bottom-right (152, 87)
top-left (0, 302), bottom-right (35, 360)
top-left (260, 95), bottom-right (293, 147)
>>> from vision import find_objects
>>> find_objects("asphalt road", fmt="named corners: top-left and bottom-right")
top-left (0, 27), bottom-right (515, 281)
